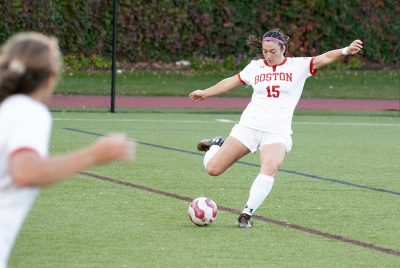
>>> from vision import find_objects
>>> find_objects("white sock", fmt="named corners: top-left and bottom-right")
top-left (242, 173), bottom-right (274, 216)
top-left (203, 145), bottom-right (220, 168)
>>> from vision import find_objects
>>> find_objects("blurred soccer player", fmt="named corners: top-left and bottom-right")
top-left (189, 28), bottom-right (362, 228)
top-left (0, 32), bottom-right (136, 268)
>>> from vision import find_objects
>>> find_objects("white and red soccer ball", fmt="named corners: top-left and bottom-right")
top-left (188, 197), bottom-right (218, 226)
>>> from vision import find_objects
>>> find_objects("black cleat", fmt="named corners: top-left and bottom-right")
top-left (237, 213), bottom-right (253, 228)
top-left (196, 136), bottom-right (224, 152)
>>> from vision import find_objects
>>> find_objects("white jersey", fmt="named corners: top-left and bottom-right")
top-left (238, 57), bottom-right (317, 134)
top-left (0, 94), bottom-right (51, 268)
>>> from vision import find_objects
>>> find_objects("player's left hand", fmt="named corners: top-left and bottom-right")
top-left (91, 134), bottom-right (136, 164)
top-left (348, 40), bottom-right (363, 55)
top-left (189, 90), bottom-right (207, 101)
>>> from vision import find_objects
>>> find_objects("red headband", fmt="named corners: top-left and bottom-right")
top-left (263, 37), bottom-right (284, 45)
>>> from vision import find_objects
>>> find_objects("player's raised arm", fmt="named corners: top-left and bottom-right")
top-left (313, 39), bottom-right (363, 70)
top-left (189, 74), bottom-right (243, 101)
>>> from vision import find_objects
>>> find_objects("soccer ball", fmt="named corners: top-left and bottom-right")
top-left (188, 197), bottom-right (218, 226)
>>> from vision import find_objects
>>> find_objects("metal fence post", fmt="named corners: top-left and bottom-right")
top-left (110, 0), bottom-right (118, 113)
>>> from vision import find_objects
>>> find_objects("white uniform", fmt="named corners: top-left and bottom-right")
top-left (238, 57), bottom-right (317, 134)
top-left (230, 57), bottom-right (317, 152)
top-left (0, 94), bottom-right (51, 268)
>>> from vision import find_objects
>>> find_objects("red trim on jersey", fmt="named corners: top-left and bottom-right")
top-left (310, 57), bottom-right (318, 76)
top-left (237, 73), bottom-right (246, 85)
top-left (263, 57), bottom-right (287, 72)
top-left (10, 147), bottom-right (39, 158)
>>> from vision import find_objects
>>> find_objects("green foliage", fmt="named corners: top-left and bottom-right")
top-left (63, 55), bottom-right (84, 70)
top-left (325, 61), bottom-right (344, 70)
top-left (91, 55), bottom-right (112, 69)
top-left (222, 55), bottom-right (237, 70)
top-left (190, 55), bottom-right (250, 71)
top-left (1, 0), bottom-right (399, 67)
top-left (323, 57), bottom-right (363, 71)
top-left (63, 54), bottom-right (111, 70)
top-left (63, 55), bottom-right (90, 70)
top-left (190, 57), bottom-right (222, 71)
top-left (347, 57), bottom-right (363, 70)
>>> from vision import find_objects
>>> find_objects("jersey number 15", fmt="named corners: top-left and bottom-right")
top-left (266, 85), bottom-right (280, 98)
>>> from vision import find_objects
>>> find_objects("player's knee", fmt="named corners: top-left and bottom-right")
top-left (205, 163), bottom-right (223, 176)
top-left (261, 161), bottom-right (280, 176)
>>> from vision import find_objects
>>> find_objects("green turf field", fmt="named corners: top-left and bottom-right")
top-left (9, 111), bottom-right (400, 267)
top-left (57, 70), bottom-right (400, 100)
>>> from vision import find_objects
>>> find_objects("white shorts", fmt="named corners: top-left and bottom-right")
top-left (229, 124), bottom-right (292, 153)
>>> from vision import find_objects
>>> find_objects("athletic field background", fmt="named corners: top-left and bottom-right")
top-left (4, 1), bottom-right (400, 266)
top-left (9, 111), bottom-right (400, 267)
top-left (6, 38), bottom-right (400, 267)
top-left (51, 69), bottom-right (400, 113)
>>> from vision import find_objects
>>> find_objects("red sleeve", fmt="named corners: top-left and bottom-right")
top-left (310, 57), bottom-right (318, 76)
top-left (10, 147), bottom-right (39, 158)
top-left (237, 73), bottom-right (246, 85)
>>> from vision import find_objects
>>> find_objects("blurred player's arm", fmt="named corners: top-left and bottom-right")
top-left (313, 39), bottom-right (363, 70)
top-left (189, 75), bottom-right (242, 101)
top-left (10, 134), bottom-right (135, 187)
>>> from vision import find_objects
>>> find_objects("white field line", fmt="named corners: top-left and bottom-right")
top-left (53, 118), bottom-right (400, 127)
top-left (293, 121), bottom-right (400, 127)
top-left (216, 118), bottom-right (236, 123)
top-left (53, 118), bottom-right (214, 124)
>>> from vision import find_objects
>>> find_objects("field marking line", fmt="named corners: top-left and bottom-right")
top-left (216, 118), bottom-right (236, 123)
top-left (64, 128), bottom-right (400, 197)
top-left (53, 118), bottom-right (400, 127)
top-left (293, 121), bottom-right (400, 127)
top-left (54, 118), bottom-right (218, 124)
top-left (79, 171), bottom-right (400, 257)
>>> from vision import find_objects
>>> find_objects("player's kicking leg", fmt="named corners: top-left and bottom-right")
top-left (197, 136), bottom-right (250, 176)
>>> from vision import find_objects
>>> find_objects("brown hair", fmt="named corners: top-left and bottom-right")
top-left (0, 32), bottom-right (62, 102)
top-left (247, 28), bottom-right (290, 57)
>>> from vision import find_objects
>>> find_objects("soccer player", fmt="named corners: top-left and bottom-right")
top-left (0, 32), bottom-right (136, 268)
top-left (189, 28), bottom-right (362, 228)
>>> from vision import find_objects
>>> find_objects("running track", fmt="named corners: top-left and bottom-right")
top-left (50, 95), bottom-right (400, 111)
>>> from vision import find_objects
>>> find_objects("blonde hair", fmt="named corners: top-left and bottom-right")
top-left (0, 32), bottom-right (62, 102)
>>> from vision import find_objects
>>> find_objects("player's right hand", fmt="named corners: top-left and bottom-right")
top-left (189, 90), bottom-right (207, 101)
top-left (92, 134), bottom-right (136, 164)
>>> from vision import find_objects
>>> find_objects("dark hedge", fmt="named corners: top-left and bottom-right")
top-left (1, 0), bottom-right (398, 67)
